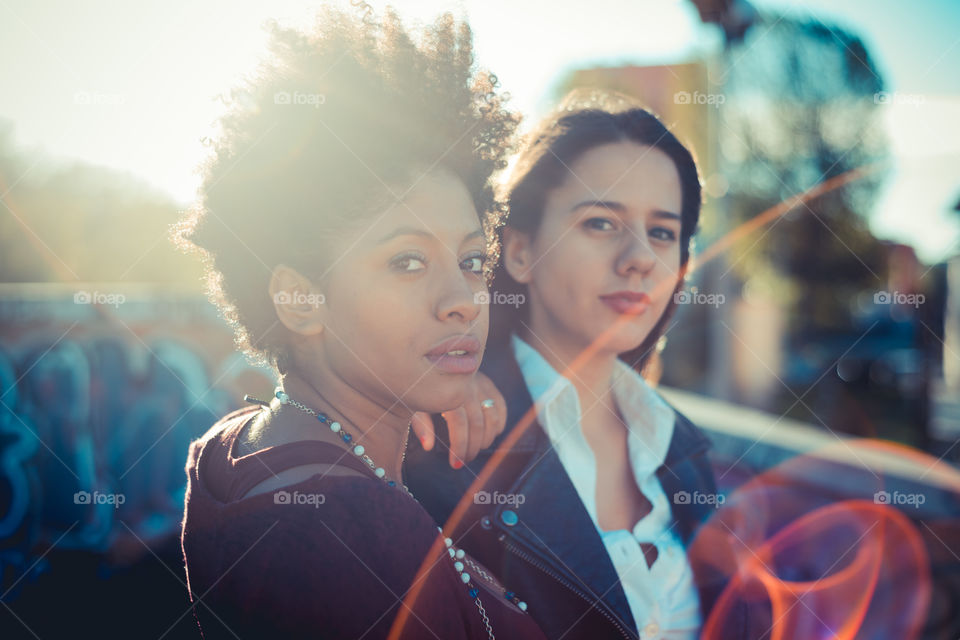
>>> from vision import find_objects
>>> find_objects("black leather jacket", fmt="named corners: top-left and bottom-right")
top-left (404, 340), bottom-right (726, 640)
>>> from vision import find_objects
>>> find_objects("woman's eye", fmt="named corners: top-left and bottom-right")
top-left (583, 217), bottom-right (615, 232)
top-left (650, 227), bottom-right (678, 242)
top-left (460, 254), bottom-right (486, 273)
top-left (391, 253), bottom-right (427, 272)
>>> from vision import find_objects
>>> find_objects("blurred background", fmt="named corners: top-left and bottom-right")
top-left (1, 0), bottom-right (958, 637)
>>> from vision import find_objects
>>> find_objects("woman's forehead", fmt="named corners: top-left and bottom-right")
top-left (361, 173), bottom-right (482, 244)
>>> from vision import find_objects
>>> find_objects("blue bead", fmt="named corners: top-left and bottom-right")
top-left (504, 591), bottom-right (514, 600)
top-left (469, 588), bottom-right (479, 598)
top-left (317, 414), bottom-right (327, 423)
top-left (343, 433), bottom-right (352, 442)
top-left (387, 480), bottom-right (396, 487)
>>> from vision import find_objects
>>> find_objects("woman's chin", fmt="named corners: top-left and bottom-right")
top-left (408, 385), bottom-right (471, 416)
top-left (592, 322), bottom-right (650, 354)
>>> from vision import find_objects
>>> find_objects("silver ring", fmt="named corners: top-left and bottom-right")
top-left (481, 398), bottom-right (496, 409)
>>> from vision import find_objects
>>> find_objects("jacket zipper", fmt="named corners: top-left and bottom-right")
top-left (500, 538), bottom-right (635, 640)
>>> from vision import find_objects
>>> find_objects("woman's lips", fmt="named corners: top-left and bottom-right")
top-left (424, 352), bottom-right (480, 374)
top-left (424, 335), bottom-right (482, 374)
top-left (599, 291), bottom-right (651, 315)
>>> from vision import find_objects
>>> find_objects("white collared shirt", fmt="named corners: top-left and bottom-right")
top-left (511, 334), bottom-right (702, 639)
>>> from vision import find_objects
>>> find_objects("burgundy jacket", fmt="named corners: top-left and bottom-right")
top-left (181, 406), bottom-right (546, 639)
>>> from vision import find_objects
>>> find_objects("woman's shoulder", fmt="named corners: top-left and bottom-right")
top-left (186, 404), bottom-right (378, 503)
top-left (231, 472), bottom-right (444, 554)
top-left (207, 404), bottom-right (262, 440)
top-left (187, 405), bottom-right (260, 464)
top-left (216, 475), bottom-right (475, 636)
top-left (186, 473), bottom-right (469, 638)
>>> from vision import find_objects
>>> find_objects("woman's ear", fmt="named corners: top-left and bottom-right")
top-left (502, 227), bottom-right (534, 284)
top-left (269, 264), bottom-right (326, 336)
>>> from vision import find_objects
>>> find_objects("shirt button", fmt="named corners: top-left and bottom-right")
top-left (644, 621), bottom-right (660, 637)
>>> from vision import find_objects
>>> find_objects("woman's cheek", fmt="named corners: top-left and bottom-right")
top-left (477, 304), bottom-right (491, 338)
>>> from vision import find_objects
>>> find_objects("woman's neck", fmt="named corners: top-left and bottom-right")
top-left (518, 327), bottom-right (619, 419)
top-left (277, 367), bottom-right (413, 483)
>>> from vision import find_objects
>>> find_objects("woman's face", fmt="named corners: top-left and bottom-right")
top-left (505, 141), bottom-right (683, 361)
top-left (314, 168), bottom-right (489, 414)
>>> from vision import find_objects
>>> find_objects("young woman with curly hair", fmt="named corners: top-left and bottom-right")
top-left (174, 7), bottom-right (544, 639)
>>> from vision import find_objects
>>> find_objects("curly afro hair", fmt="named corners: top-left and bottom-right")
top-left (172, 6), bottom-right (518, 376)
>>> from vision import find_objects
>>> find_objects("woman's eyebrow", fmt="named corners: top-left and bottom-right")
top-left (462, 228), bottom-right (484, 243)
top-left (377, 226), bottom-right (431, 245)
top-left (570, 200), bottom-right (681, 221)
top-left (377, 226), bottom-right (485, 245)
top-left (571, 199), bottom-right (626, 214)
top-left (652, 210), bottom-right (682, 222)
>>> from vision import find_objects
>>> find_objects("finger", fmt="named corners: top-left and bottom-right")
top-left (477, 398), bottom-right (497, 456)
top-left (410, 412), bottom-right (435, 451)
top-left (477, 375), bottom-right (507, 447)
top-left (463, 401), bottom-right (485, 463)
top-left (486, 386), bottom-right (508, 442)
top-left (444, 407), bottom-right (469, 469)
top-left (479, 398), bottom-right (500, 450)
top-left (496, 397), bottom-right (507, 441)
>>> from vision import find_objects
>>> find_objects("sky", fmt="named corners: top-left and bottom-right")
top-left (1, 0), bottom-right (958, 263)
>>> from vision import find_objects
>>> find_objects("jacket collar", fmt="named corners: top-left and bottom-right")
top-left (494, 439), bottom-right (640, 637)
top-left (481, 337), bottom-right (712, 466)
